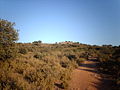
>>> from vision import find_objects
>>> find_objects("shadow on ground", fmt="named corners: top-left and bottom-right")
top-left (91, 77), bottom-right (114, 90)
top-left (79, 59), bottom-right (114, 90)
top-left (79, 68), bottom-right (98, 73)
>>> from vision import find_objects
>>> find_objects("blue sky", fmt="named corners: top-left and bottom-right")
top-left (0, 0), bottom-right (120, 45)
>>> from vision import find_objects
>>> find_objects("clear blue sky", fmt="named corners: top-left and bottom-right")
top-left (0, 0), bottom-right (120, 45)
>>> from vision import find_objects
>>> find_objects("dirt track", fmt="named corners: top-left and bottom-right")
top-left (68, 60), bottom-right (113, 90)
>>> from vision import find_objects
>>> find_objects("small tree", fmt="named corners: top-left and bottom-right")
top-left (32, 40), bottom-right (42, 44)
top-left (0, 19), bottom-right (18, 60)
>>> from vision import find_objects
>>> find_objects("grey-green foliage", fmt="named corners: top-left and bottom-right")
top-left (0, 19), bottom-right (18, 60)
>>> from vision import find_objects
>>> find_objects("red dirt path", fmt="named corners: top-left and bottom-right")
top-left (68, 60), bottom-right (113, 90)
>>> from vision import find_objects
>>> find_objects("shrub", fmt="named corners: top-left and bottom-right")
top-left (0, 19), bottom-right (18, 61)
top-left (76, 58), bottom-right (86, 65)
top-left (34, 53), bottom-right (43, 60)
top-left (60, 69), bottom-right (71, 89)
top-left (19, 48), bottom-right (28, 54)
top-left (0, 45), bottom-right (18, 60)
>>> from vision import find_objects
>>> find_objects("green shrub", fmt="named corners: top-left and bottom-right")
top-left (59, 69), bottom-right (71, 89)
top-left (34, 53), bottom-right (43, 59)
top-left (0, 45), bottom-right (18, 60)
top-left (19, 48), bottom-right (28, 54)
top-left (0, 19), bottom-right (18, 61)
top-left (97, 47), bottom-right (120, 89)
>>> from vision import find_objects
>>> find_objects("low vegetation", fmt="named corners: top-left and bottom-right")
top-left (96, 46), bottom-right (120, 89)
top-left (0, 19), bottom-right (119, 90)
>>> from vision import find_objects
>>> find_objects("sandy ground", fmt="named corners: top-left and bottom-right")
top-left (68, 60), bottom-right (113, 90)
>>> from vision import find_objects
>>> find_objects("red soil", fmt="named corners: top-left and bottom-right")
top-left (68, 60), bottom-right (113, 90)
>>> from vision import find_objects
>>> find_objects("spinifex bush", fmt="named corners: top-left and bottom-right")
top-left (34, 53), bottom-right (43, 60)
top-left (0, 57), bottom-right (59, 90)
top-left (0, 45), bottom-right (18, 60)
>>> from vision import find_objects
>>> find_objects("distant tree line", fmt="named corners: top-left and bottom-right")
top-left (32, 40), bottom-right (42, 44)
